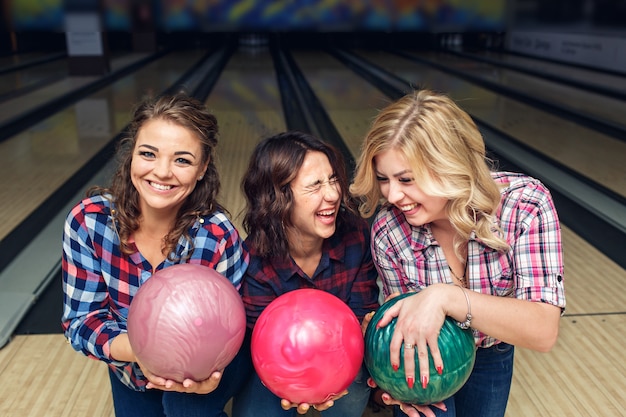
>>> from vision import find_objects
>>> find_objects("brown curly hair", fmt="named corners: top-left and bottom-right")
top-left (89, 93), bottom-right (223, 260)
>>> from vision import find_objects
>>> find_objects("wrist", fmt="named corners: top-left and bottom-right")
top-left (454, 285), bottom-right (472, 329)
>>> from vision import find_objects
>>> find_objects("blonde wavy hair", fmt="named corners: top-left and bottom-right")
top-left (350, 89), bottom-right (510, 258)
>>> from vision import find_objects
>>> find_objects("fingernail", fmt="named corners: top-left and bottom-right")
top-left (407, 377), bottom-right (414, 389)
top-left (421, 376), bottom-right (428, 389)
top-left (392, 363), bottom-right (399, 372)
top-left (437, 365), bottom-right (443, 375)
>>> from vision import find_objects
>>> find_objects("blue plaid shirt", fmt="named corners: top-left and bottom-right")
top-left (61, 194), bottom-right (249, 391)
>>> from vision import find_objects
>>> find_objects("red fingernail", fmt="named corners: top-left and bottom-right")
top-left (421, 376), bottom-right (428, 389)
top-left (437, 365), bottom-right (443, 375)
top-left (392, 363), bottom-right (399, 372)
top-left (407, 377), bottom-right (414, 388)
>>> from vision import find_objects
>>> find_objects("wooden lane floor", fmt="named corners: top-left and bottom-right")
top-left (458, 49), bottom-right (626, 98)
top-left (0, 49), bottom-right (208, 244)
top-left (0, 53), bottom-right (150, 126)
top-left (0, 52), bottom-right (64, 73)
top-left (411, 50), bottom-right (626, 133)
top-left (351, 49), bottom-right (626, 200)
top-left (0, 55), bottom-right (68, 102)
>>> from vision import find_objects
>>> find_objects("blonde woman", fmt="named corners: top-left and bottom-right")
top-left (350, 90), bottom-right (565, 417)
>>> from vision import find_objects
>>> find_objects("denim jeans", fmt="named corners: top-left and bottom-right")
top-left (393, 343), bottom-right (514, 417)
top-left (109, 333), bottom-right (253, 417)
top-left (231, 364), bottom-right (371, 417)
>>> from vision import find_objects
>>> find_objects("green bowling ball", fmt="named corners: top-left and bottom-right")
top-left (364, 292), bottom-right (476, 405)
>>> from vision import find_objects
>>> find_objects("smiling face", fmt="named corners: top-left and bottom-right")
top-left (130, 118), bottom-right (208, 216)
top-left (288, 151), bottom-right (341, 245)
top-left (374, 147), bottom-right (448, 227)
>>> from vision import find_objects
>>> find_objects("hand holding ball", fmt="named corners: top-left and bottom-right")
top-left (364, 292), bottom-right (476, 405)
top-left (127, 264), bottom-right (246, 382)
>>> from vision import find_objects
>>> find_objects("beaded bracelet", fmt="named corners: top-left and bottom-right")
top-left (455, 285), bottom-right (472, 330)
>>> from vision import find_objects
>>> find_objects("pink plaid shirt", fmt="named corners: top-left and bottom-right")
top-left (371, 172), bottom-right (565, 348)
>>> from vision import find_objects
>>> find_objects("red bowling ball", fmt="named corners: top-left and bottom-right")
top-left (251, 289), bottom-right (364, 404)
top-left (127, 263), bottom-right (246, 382)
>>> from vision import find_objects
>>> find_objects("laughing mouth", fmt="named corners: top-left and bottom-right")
top-left (400, 203), bottom-right (418, 212)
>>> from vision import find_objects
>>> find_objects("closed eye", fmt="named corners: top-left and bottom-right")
top-left (306, 181), bottom-right (323, 192)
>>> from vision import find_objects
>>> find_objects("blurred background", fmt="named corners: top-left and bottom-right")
top-left (2, 1), bottom-right (625, 73)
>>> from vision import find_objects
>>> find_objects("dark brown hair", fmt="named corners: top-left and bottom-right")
top-left (241, 131), bottom-right (359, 259)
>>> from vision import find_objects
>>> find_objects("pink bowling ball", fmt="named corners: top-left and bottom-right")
top-left (127, 263), bottom-right (246, 382)
top-left (251, 289), bottom-right (364, 404)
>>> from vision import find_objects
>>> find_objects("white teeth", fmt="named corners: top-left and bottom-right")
top-left (318, 210), bottom-right (335, 216)
top-left (400, 203), bottom-right (418, 212)
top-left (150, 182), bottom-right (172, 191)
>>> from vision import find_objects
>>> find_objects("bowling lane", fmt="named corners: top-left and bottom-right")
top-left (205, 45), bottom-right (286, 232)
top-left (406, 50), bottom-right (626, 134)
top-left (0, 49), bottom-right (209, 243)
top-left (351, 49), bottom-right (626, 199)
top-left (458, 49), bottom-right (626, 96)
top-left (0, 57), bottom-right (68, 101)
top-left (0, 52), bottom-right (137, 103)
top-left (0, 52), bottom-right (151, 127)
top-left (290, 50), bottom-right (391, 159)
top-left (0, 51), bottom-right (63, 73)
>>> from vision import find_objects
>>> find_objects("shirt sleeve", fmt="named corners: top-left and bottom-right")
top-left (61, 202), bottom-right (126, 365)
top-left (509, 181), bottom-right (566, 310)
top-left (345, 221), bottom-right (380, 321)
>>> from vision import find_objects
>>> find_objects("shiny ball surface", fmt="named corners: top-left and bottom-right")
top-left (364, 293), bottom-right (476, 405)
top-left (251, 289), bottom-right (364, 404)
top-left (127, 264), bottom-right (246, 382)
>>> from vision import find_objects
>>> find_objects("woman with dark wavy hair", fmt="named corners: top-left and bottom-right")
top-left (232, 131), bottom-right (379, 417)
top-left (61, 93), bottom-right (250, 417)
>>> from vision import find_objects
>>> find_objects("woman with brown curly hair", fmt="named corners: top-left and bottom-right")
top-left (61, 93), bottom-right (250, 417)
